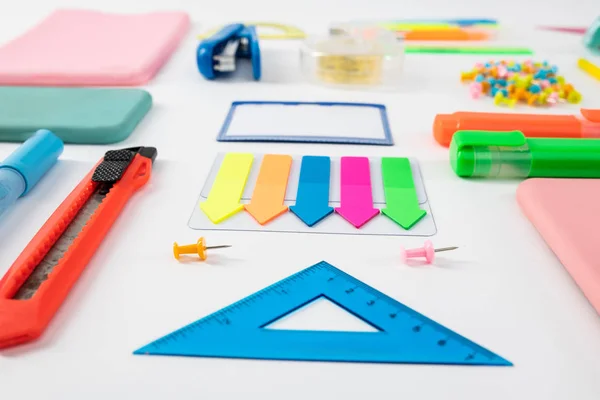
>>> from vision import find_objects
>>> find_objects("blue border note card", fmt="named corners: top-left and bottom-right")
top-left (217, 101), bottom-right (393, 145)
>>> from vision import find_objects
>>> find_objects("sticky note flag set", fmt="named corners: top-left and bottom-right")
top-left (189, 153), bottom-right (437, 237)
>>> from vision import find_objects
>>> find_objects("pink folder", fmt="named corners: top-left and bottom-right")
top-left (0, 9), bottom-right (190, 86)
top-left (517, 178), bottom-right (600, 314)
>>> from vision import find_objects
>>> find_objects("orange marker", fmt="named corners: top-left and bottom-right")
top-left (245, 154), bottom-right (292, 225)
top-left (403, 28), bottom-right (488, 41)
top-left (433, 109), bottom-right (600, 147)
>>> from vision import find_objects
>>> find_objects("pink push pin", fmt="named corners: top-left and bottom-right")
top-left (400, 240), bottom-right (458, 264)
top-left (546, 92), bottom-right (559, 105)
top-left (469, 82), bottom-right (483, 99)
top-left (497, 65), bottom-right (508, 78)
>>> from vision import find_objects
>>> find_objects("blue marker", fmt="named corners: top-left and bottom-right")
top-left (289, 156), bottom-right (333, 227)
top-left (0, 130), bottom-right (64, 219)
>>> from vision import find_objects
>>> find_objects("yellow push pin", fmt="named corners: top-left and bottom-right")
top-left (173, 237), bottom-right (231, 261)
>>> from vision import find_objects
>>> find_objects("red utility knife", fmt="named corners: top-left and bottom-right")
top-left (0, 146), bottom-right (156, 349)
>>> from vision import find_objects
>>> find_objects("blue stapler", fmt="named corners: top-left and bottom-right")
top-left (196, 23), bottom-right (261, 80)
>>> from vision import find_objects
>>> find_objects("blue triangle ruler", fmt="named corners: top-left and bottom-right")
top-left (134, 261), bottom-right (511, 366)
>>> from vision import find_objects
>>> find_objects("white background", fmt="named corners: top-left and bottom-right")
top-left (1, 0), bottom-right (600, 399)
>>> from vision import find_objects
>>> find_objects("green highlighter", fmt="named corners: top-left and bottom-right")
top-left (450, 130), bottom-right (600, 178)
top-left (404, 46), bottom-right (533, 55)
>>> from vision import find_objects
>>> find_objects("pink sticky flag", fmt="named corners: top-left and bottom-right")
top-left (335, 157), bottom-right (379, 228)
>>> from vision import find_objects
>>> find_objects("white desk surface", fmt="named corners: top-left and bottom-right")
top-left (1, 1), bottom-right (600, 399)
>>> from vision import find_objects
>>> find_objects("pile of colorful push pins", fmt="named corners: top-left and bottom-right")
top-left (461, 60), bottom-right (582, 107)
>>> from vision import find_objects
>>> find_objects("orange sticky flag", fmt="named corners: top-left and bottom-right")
top-left (245, 154), bottom-right (292, 225)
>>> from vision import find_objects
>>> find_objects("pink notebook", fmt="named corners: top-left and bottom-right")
top-left (0, 9), bottom-right (190, 86)
top-left (517, 178), bottom-right (600, 314)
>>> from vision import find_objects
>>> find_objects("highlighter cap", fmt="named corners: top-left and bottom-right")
top-left (0, 129), bottom-right (64, 195)
top-left (433, 114), bottom-right (458, 146)
top-left (450, 130), bottom-right (532, 178)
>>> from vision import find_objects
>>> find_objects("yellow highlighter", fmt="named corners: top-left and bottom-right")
top-left (579, 58), bottom-right (600, 80)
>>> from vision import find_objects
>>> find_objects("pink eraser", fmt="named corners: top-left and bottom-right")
top-left (517, 178), bottom-right (600, 315)
top-left (0, 9), bottom-right (190, 86)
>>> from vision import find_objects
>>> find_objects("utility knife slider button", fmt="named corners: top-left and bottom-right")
top-left (92, 150), bottom-right (136, 183)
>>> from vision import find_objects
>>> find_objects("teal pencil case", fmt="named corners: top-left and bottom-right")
top-left (0, 87), bottom-right (152, 144)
